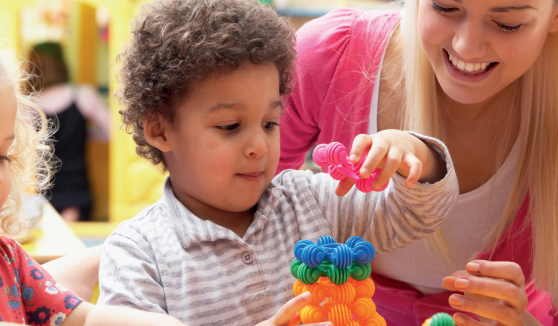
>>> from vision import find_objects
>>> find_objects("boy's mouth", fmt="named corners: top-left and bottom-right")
top-left (237, 171), bottom-right (264, 182)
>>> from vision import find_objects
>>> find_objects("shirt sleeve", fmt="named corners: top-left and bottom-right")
top-left (10, 239), bottom-right (83, 325)
top-left (278, 9), bottom-right (359, 174)
top-left (97, 232), bottom-right (167, 314)
top-left (274, 132), bottom-right (459, 253)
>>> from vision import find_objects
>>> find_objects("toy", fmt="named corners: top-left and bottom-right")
top-left (422, 313), bottom-right (455, 326)
top-left (312, 142), bottom-right (388, 193)
top-left (291, 236), bottom-right (385, 326)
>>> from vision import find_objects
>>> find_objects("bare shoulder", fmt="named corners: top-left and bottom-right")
top-left (377, 24), bottom-right (404, 132)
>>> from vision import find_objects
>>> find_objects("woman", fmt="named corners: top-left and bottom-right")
top-left (27, 42), bottom-right (109, 222)
top-left (278, 0), bottom-right (558, 324)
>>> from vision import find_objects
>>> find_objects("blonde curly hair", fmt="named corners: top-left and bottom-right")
top-left (0, 48), bottom-right (54, 237)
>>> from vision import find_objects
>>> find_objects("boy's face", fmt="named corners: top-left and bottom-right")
top-left (162, 62), bottom-right (281, 214)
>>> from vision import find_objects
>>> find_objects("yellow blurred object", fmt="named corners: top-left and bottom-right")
top-left (68, 221), bottom-right (119, 238)
top-left (422, 318), bottom-right (432, 326)
top-left (0, 0), bottom-right (166, 224)
top-left (90, 282), bottom-right (100, 304)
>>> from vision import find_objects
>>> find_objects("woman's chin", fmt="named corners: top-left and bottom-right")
top-left (437, 81), bottom-right (502, 105)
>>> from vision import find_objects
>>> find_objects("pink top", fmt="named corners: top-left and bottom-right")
top-left (279, 8), bottom-right (398, 173)
top-left (280, 8), bottom-right (557, 325)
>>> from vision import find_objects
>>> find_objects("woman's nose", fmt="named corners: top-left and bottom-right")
top-left (452, 19), bottom-right (489, 61)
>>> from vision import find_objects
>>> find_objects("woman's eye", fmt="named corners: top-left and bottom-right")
top-left (495, 22), bottom-right (522, 33)
top-left (216, 123), bottom-right (240, 132)
top-left (263, 122), bottom-right (280, 130)
top-left (431, 1), bottom-right (457, 14)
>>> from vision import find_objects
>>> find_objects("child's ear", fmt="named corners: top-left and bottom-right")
top-left (143, 112), bottom-right (173, 152)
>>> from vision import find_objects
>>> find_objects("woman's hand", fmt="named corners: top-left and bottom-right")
top-left (336, 130), bottom-right (446, 196)
top-left (443, 260), bottom-right (530, 326)
top-left (255, 292), bottom-right (332, 326)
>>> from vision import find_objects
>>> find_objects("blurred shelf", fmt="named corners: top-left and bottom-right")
top-left (68, 221), bottom-right (120, 248)
top-left (275, 0), bottom-right (392, 17)
top-left (68, 221), bottom-right (119, 237)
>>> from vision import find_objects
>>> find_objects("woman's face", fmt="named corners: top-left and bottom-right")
top-left (418, 0), bottom-right (558, 104)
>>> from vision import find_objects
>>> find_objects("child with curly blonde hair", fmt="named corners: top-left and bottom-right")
top-left (0, 48), bottom-right (186, 325)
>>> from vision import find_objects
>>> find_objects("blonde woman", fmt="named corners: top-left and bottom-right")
top-left (279, 0), bottom-right (558, 325)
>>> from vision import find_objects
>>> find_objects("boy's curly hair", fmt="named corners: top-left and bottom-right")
top-left (117, 0), bottom-right (297, 171)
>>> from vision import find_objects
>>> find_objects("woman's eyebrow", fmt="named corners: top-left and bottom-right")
top-left (3, 135), bottom-right (14, 141)
top-left (451, 0), bottom-right (537, 13)
top-left (490, 5), bottom-right (537, 12)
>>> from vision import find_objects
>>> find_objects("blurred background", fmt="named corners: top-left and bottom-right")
top-left (0, 0), bottom-right (391, 260)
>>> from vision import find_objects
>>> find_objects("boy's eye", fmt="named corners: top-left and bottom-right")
top-left (263, 122), bottom-right (280, 130)
top-left (431, 1), bottom-right (457, 14)
top-left (216, 123), bottom-right (240, 132)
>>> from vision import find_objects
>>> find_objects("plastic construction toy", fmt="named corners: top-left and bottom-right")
top-left (290, 235), bottom-right (375, 285)
top-left (312, 142), bottom-right (389, 193)
top-left (291, 236), bottom-right (385, 326)
top-left (422, 313), bottom-right (455, 326)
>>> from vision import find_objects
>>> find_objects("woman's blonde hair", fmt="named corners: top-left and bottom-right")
top-left (0, 48), bottom-right (54, 238)
top-left (393, 0), bottom-right (558, 307)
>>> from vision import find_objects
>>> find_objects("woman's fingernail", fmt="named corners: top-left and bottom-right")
top-left (360, 168), bottom-right (369, 176)
top-left (455, 278), bottom-right (469, 289)
top-left (350, 154), bottom-right (358, 161)
top-left (467, 262), bottom-right (480, 273)
top-left (449, 295), bottom-right (465, 307)
top-left (453, 314), bottom-right (465, 325)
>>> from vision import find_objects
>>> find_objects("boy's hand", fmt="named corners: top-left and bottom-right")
top-left (336, 130), bottom-right (446, 197)
top-left (442, 260), bottom-right (531, 326)
top-left (255, 292), bottom-right (333, 326)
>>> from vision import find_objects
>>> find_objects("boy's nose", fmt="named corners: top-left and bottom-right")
top-left (245, 132), bottom-right (268, 158)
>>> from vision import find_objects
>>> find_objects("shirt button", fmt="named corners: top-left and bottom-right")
top-left (241, 251), bottom-right (253, 264)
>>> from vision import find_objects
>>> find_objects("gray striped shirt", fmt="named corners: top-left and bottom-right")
top-left (98, 133), bottom-right (459, 326)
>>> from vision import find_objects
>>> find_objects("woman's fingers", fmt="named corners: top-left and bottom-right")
top-left (448, 294), bottom-right (521, 325)
top-left (453, 276), bottom-right (527, 311)
top-left (466, 261), bottom-right (525, 288)
top-left (335, 178), bottom-right (355, 197)
top-left (451, 313), bottom-right (487, 326)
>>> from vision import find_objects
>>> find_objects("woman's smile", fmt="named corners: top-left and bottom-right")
top-left (443, 49), bottom-right (499, 83)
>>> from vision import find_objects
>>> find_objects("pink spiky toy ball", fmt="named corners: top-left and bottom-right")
top-left (312, 142), bottom-right (388, 193)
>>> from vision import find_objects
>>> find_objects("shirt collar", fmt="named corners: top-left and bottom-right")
top-left (161, 177), bottom-right (282, 249)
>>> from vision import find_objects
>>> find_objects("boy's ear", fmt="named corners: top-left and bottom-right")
top-left (143, 112), bottom-right (173, 152)
top-left (549, 8), bottom-right (558, 33)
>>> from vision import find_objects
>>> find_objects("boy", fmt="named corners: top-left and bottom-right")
top-left (98, 0), bottom-right (459, 325)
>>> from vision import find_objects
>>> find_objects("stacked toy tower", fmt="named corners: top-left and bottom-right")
top-left (290, 235), bottom-right (386, 326)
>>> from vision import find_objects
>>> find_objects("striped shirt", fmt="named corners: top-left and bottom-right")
top-left (98, 133), bottom-right (459, 326)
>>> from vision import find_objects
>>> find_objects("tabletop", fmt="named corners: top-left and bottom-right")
top-left (22, 202), bottom-right (87, 264)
